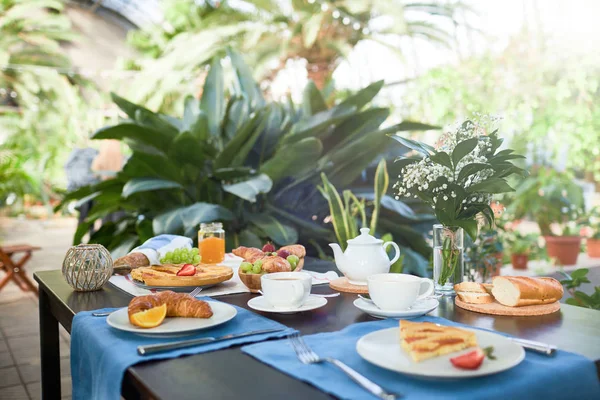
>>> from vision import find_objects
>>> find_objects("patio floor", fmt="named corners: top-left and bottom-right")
top-left (0, 217), bottom-right (76, 400)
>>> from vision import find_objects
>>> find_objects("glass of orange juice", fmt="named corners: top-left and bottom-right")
top-left (198, 222), bottom-right (225, 264)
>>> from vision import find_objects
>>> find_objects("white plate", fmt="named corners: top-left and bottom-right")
top-left (353, 298), bottom-right (439, 319)
top-left (247, 295), bottom-right (327, 314)
top-left (107, 301), bottom-right (237, 337)
top-left (356, 327), bottom-right (525, 379)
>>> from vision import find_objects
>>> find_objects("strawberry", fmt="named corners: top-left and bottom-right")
top-left (451, 348), bottom-right (484, 370)
top-left (277, 249), bottom-right (291, 259)
top-left (262, 243), bottom-right (276, 253)
top-left (176, 264), bottom-right (196, 276)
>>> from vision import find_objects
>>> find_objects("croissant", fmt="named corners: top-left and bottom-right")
top-left (261, 256), bottom-right (291, 273)
top-left (280, 244), bottom-right (306, 258)
top-left (232, 246), bottom-right (265, 263)
top-left (128, 291), bottom-right (213, 325)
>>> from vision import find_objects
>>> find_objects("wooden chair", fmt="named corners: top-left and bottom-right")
top-left (0, 244), bottom-right (41, 296)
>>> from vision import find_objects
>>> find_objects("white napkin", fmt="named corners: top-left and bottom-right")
top-left (108, 254), bottom-right (339, 297)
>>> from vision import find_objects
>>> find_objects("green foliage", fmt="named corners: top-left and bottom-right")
top-left (58, 51), bottom-right (435, 258)
top-left (503, 231), bottom-right (539, 256)
top-left (560, 269), bottom-right (600, 310)
top-left (506, 166), bottom-right (585, 236)
top-left (465, 227), bottom-right (503, 283)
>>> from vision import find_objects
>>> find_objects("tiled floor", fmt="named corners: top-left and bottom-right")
top-left (0, 217), bottom-right (77, 400)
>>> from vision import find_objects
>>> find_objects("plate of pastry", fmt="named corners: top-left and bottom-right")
top-left (128, 263), bottom-right (234, 292)
top-left (356, 320), bottom-right (525, 379)
top-left (107, 291), bottom-right (237, 337)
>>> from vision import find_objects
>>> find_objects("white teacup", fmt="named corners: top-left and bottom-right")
top-left (261, 272), bottom-right (312, 310)
top-left (367, 273), bottom-right (434, 310)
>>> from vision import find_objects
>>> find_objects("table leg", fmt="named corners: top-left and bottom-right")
top-left (39, 288), bottom-right (61, 399)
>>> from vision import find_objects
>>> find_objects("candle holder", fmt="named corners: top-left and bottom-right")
top-left (62, 244), bottom-right (113, 291)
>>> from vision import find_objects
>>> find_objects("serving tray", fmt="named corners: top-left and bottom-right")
top-left (455, 297), bottom-right (560, 316)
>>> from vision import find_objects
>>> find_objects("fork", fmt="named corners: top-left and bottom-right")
top-left (92, 287), bottom-right (203, 317)
top-left (288, 333), bottom-right (399, 400)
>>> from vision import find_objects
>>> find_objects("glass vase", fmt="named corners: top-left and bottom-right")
top-left (433, 224), bottom-right (464, 295)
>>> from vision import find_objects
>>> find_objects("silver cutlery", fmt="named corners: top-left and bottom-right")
top-left (288, 333), bottom-right (400, 400)
top-left (92, 287), bottom-right (203, 317)
top-left (137, 328), bottom-right (285, 355)
top-left (510, 337), bottom-right (556, 356)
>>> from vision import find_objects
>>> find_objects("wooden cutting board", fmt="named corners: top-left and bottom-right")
top-left (329, 277), bottom-right (369, 294)
top-left (455, 297), bottom-right (561, 316)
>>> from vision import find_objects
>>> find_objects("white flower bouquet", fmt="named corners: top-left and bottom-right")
top-left (391, 116), bottom-right (527, 291)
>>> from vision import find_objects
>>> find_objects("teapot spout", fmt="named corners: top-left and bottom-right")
top-left (329, 243), bottom-right (347, 274)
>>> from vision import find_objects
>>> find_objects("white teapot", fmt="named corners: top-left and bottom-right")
top-left (329, 228), bottom-right (400, 285)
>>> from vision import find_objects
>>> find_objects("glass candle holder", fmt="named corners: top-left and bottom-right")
top-left (62, 244), bottom-right (113, 291)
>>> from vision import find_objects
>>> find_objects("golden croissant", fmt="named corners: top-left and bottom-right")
top-left (128, 291), bottom-right (213, 326)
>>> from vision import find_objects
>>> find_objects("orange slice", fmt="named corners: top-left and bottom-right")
top-left (129, 304), bottom-right (167, 328)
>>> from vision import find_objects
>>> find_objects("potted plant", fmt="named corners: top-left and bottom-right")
top-left (582, 207), bottom-right (600, 258)
top-left (393, 116), bottom-right (527, 294)
top-left (507, 166), bottom-right (585, 266)
top-left (504, 232), bottom-right (538, 270)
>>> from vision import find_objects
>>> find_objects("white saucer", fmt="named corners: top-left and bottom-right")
top-left (248, 295), bottom-right (327, 314)
top-left (353, 297), bottom-right (439, 319)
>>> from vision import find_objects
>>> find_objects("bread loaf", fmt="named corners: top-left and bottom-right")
top-left (491, 276), bottom-right (563, 307)
top-left (454, 282), bottom-right (488, 293)
top-left (456, 292), bottom-right (494, 304)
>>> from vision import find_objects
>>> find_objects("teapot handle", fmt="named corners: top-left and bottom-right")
top-left (383, 242), bottom-right (401, 266)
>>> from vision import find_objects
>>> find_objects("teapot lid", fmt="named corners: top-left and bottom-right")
top-left (347, 228), bottom-right (383, 245)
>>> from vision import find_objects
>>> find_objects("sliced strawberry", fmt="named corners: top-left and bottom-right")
top-left (450, 348), bottom-right (485, 370)
top-left (177, 264), bottom-right (196, 276)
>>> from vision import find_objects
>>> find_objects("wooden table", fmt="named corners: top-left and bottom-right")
top-left (35, 267), bottom-right (600, 400)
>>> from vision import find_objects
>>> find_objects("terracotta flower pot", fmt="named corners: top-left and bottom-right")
top-left (511, 254), bottom-right (529, 270)
top-left (587, 239), bottom-right (600, 258)
top-left (544, 236), bottom-right (582, 265)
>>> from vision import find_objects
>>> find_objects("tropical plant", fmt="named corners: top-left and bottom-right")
top-left (123, 0), bottom-right (467, 111)
top-left (560, 269), bottom-right (600, 310)
top-left (319, 159), bottom-right (432, 276)
top-left (506, 166), bottom-right (585, 237)
top-left (57, 50), bottom-right (437, 259)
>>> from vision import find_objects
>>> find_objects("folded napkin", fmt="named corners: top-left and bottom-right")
top-left (242, 316), bottom-right (600, 400)
top-left (71, 297), bottom-right (296, 400)
top-left (109, 254), bottom-right (339, 298)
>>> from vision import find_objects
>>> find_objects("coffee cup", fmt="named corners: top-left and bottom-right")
top-left (367, 273), bottom-right (434, 310)
top-left (260, 272), bottom-right (312, 309)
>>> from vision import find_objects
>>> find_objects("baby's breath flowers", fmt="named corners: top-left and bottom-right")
top-left (391, 116), bottom-right (527, 240)
top-left (391, 116), bottom-right (527, 290)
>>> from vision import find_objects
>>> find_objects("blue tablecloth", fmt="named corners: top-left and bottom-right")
top-left (71, 297), bottom-right (295, 400)
top-left (242, 316), bottom-right (600, 400)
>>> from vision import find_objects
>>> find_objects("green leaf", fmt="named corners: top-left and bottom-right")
top-left (247, 213), bottom-right (298, 245)
top-left (122, 178), bottom-right (183, 198)
top-left (320, 173), bottom-right (351, 247)
top-left (370, 159), bottom-right (389, 233)
top-left (457, 163), bottom-right (492, 183)
top-left (110, 92), bottom-right (153, 120)
top-left (227, 48), bottom-right (265, 108)
top-left (429, 151), bottom-right (453, 170)
top-left (468, 178), bottom-right (515, 194)
top-left (303, 13), bottom-right (324, 48)
top-left (231, 229), bottom-right (262, 251)
top-left (200, 56), bottom-right (225, 136)
top-left (214, 112), bottom-right (265, 169)
top-left (390, 121), bottom-right (439, 131)
top-left (454, 219), bottom-right (478, 241)
top-left (189, 111), bottom-right (210, 143)
top-left (388, 135), bottom-right (433, 156)
top-left (451, 138), bottom-right (478, 167)
top-left (213, 167), bottom-right (253, 180)
top-left (222, 174), bottom-right (273, 203)
top-left (260, 138), bottom-right (323, 182)
top-left (394, 157), bottom-right (422, 170)
top-left (302, 81), bottom-right (327, 116)
top-left (168, 130), bottom-right (207, 165)
top-left (282, 104), bottom-right (356, 145)
top-left (92, 124), bottom-right (171, 152)
top-left (339, 80), bottom-right (384, 111)
top-left (153, 202), bottom-right (234, 235)
top-left (182, 95), bottom-right (199, 132)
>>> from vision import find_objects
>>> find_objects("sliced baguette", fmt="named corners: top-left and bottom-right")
top-left (491, 276), bottom-right (563, 307)
top-left (454, 281), bottom-right (488, 293)
top-left (456, 292), bottom-right (494, 304)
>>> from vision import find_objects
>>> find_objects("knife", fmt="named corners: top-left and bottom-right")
top-left (137, 328), bottom-right (285, 356)
top-left (510, 337), bottom-right (557, 356)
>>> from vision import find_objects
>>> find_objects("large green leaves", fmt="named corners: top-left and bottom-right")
top-left (260, 138), bottom-right (323, 182)
top-left (247, 213), bottom-right (298, 245)
top-left (303, 13), bottom-right (323, 48)
top-left (320, 173), bottom-right (351, 247)
top-left (468, 178), bottom-right (515, 194)
top-left (92, 124), bottom-right (172, 152)
top-left (338, 80), bottom-right (384, 111)
top-left (370, 159), bottom-right (389, 233)
top-left (388, 134), bottom-right (434, 156)
top-left (451, 138), bottom-right (478, 167)
top-left (153, 203), bottom-right (234, 235)
top-left (228, 48), bottom-right (265, 108)
top-left (200, 56), bottom-right (224, 136)
top-left (122, 178), bottom-right (183, 198)
top-left (222, 174), bottom-right (273, 202)
top-left (214, 111), bottom-right (266, 168)
top-left (302, 81), bottom-right (327, 116)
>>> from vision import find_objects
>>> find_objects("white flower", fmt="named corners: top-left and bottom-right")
top-left (442, 184), bottom-right (448, 189)
top-left (443, 196), bottom-right (448, 201)
top-left (451, 192), bottom-right (456, 198)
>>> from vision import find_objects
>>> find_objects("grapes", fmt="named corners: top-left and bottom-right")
top-left (252, 263), bottom-right (262, 274)
top-left (287, 255), bottom-right (299, 270)
top-left (172, 254), bottom-right (181, 263)
top-left (160, 247), bottom-right (201, 265)
top-left (240, 262), bottom-right (253, 272)
top-left (192, 248), bottom-right (199, 255)
top-left (193, 255), bottom-right (201, 264)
